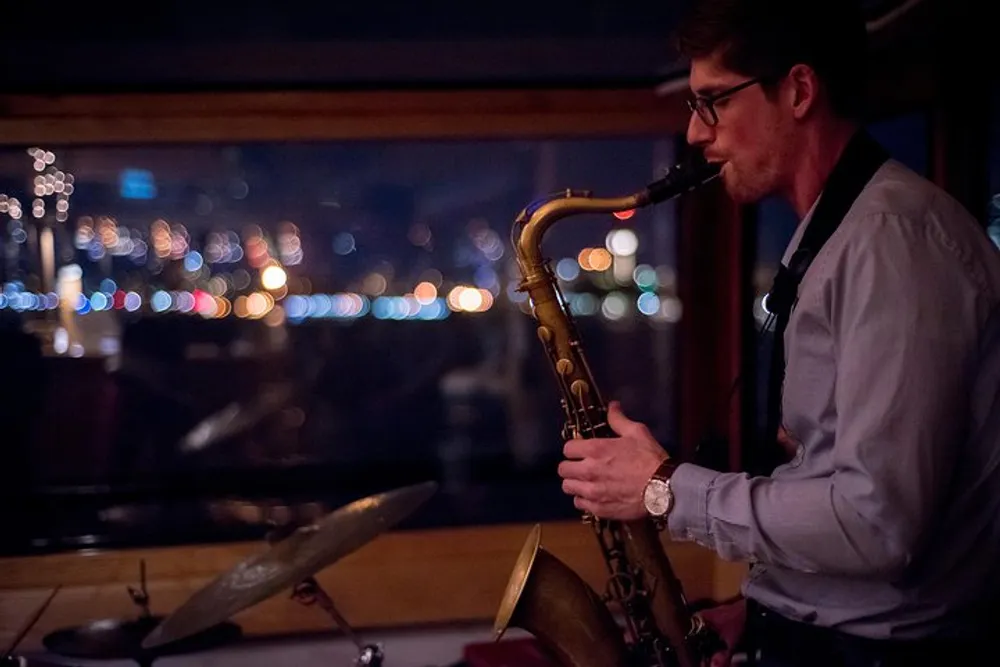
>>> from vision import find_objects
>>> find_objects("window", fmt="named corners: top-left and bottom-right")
top-left (0, 135), bottom-right (683, 554)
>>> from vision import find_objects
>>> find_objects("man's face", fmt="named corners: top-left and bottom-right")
top-left (686, 53), bottom-right (795, 204)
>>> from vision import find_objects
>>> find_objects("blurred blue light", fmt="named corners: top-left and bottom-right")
top-left (119, 168), bottom-right (157, 199)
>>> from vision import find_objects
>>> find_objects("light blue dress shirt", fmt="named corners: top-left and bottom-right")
top-left (667, 159), bottom-right (1000, 640)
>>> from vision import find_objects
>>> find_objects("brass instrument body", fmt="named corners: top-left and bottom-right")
top-left (495, 159), bottom-right (720, 667)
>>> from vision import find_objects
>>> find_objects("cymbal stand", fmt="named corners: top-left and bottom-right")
top-left (127, 561), bottom-right (157, 667)
top-left (1, 586), bottom-right (60, 666)
top-left (127, 560), bottom-right (152, 619)
top-left (291, 577), bottom-right (384, 667)
top-left (263, 519), bottom-right (384, 667)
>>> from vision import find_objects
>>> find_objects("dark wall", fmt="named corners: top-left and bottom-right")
top-left (0, 1), bottom-right (691, 92)
top-left (0, 0), bottom-right (942, 93)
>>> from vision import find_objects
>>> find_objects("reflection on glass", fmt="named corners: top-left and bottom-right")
top-left (0, 137), bottom-right (682, 554)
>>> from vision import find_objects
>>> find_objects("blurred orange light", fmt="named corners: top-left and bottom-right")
top-left (589, 248), bottom-right (613, 271)
top-left (413, 281), bottom-right (437, 305)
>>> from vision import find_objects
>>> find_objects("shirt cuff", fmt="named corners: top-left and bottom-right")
top-left (666, 462), bottom-right (719, 545)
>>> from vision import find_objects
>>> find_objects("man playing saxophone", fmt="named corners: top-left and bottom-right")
top-left (558, 1), bottom-right (1000, 665)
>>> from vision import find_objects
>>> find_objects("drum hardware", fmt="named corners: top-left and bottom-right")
top-left (2, 586), bottom-right (61, 667)
top-left (41, 560), bottom-right (240, 667)
top-left (291, 578), bottom-right (384, 667)
top-left (127, 560), bottom-right (151, 618)
top-left (140, 481), bottom-right (439, 667)
top-left (269, 518), bottom-right (384, 666)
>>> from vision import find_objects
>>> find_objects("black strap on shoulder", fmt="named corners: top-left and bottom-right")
top-left (756, 130), bottom-right (889, 475)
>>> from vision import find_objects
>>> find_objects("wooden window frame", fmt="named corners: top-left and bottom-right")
top-left (0, 89), bottom-right (690, 145)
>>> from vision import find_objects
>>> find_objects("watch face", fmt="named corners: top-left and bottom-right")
top-left (643, 479), bottom-right (673, 517)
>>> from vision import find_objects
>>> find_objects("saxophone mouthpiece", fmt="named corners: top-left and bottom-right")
top-left (644, 153), bottom-right (721, 205)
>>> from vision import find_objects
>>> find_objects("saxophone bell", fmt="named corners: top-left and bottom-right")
top-left (494, 524), bottom-right (631, 667)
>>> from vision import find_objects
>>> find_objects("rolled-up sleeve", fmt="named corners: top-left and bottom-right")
top-left (665, 213), bottom-right (979, 577)
top-left (665, 463), bottom-right (719, 547)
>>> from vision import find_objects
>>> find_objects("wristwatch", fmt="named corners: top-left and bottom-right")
top-left (643, 458), bottom-right (679, 528)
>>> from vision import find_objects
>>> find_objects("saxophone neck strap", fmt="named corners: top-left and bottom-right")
top-left (758, 129), bottom-right (889, 475)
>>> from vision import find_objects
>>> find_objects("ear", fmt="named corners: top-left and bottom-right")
top-left (785, 63), bottom-right (820, 120)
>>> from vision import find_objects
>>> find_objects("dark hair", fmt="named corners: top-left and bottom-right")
top-left (673, 0), bottom-right (869, 119)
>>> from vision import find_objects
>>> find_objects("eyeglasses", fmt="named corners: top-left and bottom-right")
top-left (687, 78), bottom-right (762, 128)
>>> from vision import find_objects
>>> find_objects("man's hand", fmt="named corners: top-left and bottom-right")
top-left (697, 598), bottom-right (747, 667)
top-left (557, 401), bottom-right (668, 521)
top-left (777, 425), bottom-right (799, 460)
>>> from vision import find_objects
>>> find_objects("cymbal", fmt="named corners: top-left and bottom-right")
top-left (43, 615), bottom-right (240, 660)
top-left (179, 384), bottom-right (296, 453)
top-left (141, 481), bottom-right (438, 650)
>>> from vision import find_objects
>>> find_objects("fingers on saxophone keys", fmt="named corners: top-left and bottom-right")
top-left (563, 438), bottom-right (597, 459)
top-left (557, 458), bottom-right (594, 481)
top-left (573, 494), bottom-right (598, 514)
top-left (561, 478), bottom-right (597, 498)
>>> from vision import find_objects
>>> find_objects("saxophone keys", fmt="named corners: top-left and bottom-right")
top-left (570, 379), bottom-right (589, 399)
top-left (536, 325), bottom-right (553, 343)
top-left (605, 571), bottom-right (638, 604)
top-left (555, 358), bottom-right (575, 376)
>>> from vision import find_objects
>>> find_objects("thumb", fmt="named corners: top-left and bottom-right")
top-left (606, 400), bottom-right (640, 437)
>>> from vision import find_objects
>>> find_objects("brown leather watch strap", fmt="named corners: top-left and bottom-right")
top-left (651, 458), bottom-right (679, 482)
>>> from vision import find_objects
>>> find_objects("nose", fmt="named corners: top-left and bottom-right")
top-left (686, 111), bottom-right (713, 148)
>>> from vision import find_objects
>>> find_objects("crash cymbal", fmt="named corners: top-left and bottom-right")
top-left (141, 481), bottom-right (438, 650)
top-left (43, 616), bottom-right (240, 660)
top-left (179, 383), bottom-right (296, 453)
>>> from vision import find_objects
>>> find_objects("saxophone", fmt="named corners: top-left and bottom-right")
top-left (493, 154), bottom-right (722, 667)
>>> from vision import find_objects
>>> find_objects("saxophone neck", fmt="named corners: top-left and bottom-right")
top-left (514, 189), bottom-right (645, 279)
top-left (514, 156), bottom-right (720, 276)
